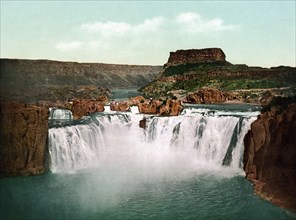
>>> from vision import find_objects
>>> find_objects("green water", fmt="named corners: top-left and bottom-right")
top-left (0, 168), bottom-right (294, 220)
top-left (110, 89), bottom-right (141, 100)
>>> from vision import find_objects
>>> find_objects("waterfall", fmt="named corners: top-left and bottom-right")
top-left (49, 108), bottom-right (73, 120)
top-left (48, 106), bottom-right (259, 173)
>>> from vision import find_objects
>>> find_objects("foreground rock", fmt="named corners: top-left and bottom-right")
top-left (184, 87), bottom-right (233, 104)
top-left (71, 99), bottom-right (104, 119)
top-left (243, 103), bottom-right (296, 211)
top-left (0, 102), bottom-right (49, 177)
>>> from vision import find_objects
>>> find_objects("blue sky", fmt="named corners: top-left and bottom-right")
top-left (1, 1), bottom-right (295, 67)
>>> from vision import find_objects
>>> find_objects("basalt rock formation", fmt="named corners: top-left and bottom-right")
top-left (243, 103), bottom-right (296, 211)
top-left (165, 48), bottom-right (226, 67)
top-left (184, 87), bottom-right (233, 104)
top-left (110, 101), bottom-right (131, 112)
top-left (71, 99), bottom-right (105, 119)
top-left (138, 98), bottom-right (183, 116)
top-left (0, 102), bottom-right (49, 177)
top-left (141, 48), bottom-right (296, 101)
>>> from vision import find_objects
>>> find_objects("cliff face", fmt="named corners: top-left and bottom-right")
top-left (165, 48), bottom-right (226, 67)
top-left (243, 104), bottom-right (296, 211)
top-left (0, 103), bottom-right (49, 176)
top-left (141, 48), bottom-right (296, 101)
top-left (0, 59), bottom-right (161, 103)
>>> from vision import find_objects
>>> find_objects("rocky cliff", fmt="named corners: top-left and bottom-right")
top-left (0, 103), bottom-right (49, 176)
top-left (0, 59), bottom-right (161, 103)
top-left (165, 48), bottom-right (226, 67)
top-left (141, 48), bottom-right (296, 102)
top-left (243, 103), bottom-right (296, 211)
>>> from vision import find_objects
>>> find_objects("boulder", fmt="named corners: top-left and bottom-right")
top-left (243, 103), bottom-right (296, 211)
top-left (0, 102), bottom-right (49, 176)
top-left (71, 99), bottom-right (104, 119)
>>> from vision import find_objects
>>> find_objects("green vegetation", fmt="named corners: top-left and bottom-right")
top-left (163, 61), bottom-right (230, 77)
top-left (220, 79), bottom-right (284, 91)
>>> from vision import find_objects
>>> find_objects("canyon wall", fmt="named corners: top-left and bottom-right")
top-left (0, 59), bottom-right (161, 102)
top-left (243, 103), bottom-right (296, 211)
top-left (0, 103), bottom-right (49, 177)
top-left (141, 48), bottom-right (296, 101)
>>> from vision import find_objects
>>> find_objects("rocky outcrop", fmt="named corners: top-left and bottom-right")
top-left (128, 96), bottom-right (146, 105)
top-left (0, 102), bottom-right (49, 177)
top-left (243, 103), bottom-right (296, 211)
top-left (110, 101), bottom-right (130, 112)
top-left (165, 48), bottom-right (226, 67)
top-left (71, 99), bottom-right (104, 119)
top-left (138, 99), bottom-right (183, 116)
top-left (184, 87), bottom-right (233, 104)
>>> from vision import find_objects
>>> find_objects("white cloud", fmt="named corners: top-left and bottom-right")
top-left (80, 16), bottom-right (165, 37)
top-left (55, 12), bottom-right (238, 63)
top-left (56, 41), bottom-right (82, 51)
top-left (176, 12), bottom-right (236, 33)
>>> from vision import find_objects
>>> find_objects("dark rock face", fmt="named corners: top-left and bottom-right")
top-left (165, 48), bottom-right (226, 67)
top-left (71, 99), bottom-right (105, 119)
top-left (243, 104), bottom-right (296, 211)
top-left (184, 87), bottom-right (232, 104)
top-left (0, 103), bottom-right (49, 177)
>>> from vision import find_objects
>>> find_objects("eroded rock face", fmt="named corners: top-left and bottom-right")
top-left (138, 99), bottom-right (183, 116)
top-left (184, 87), bottom-right (232, 104)
top-left (128, 96), bottom-right (146, 105)
top-left (0, 102), bottom-right (49, 177)
top-left (165, 48), bottom-right (226, 67)
top-left (243, 104), bottom-right (296, 211)
top-left (71, 99), bottom-right (104, 119)
top-left (110, 101), bottom-right (130, 112)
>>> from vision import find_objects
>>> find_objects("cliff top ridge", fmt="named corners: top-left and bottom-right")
top-left (165, 48), bottom-right (226, 67)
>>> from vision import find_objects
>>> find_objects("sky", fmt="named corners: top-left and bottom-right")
top-left (0, 1), bottom-right (295, 67)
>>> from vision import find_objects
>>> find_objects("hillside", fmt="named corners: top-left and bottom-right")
top-left (141, 48), bottom-right (296, 103)
top-left (0, 59), bottom-right (162, 102)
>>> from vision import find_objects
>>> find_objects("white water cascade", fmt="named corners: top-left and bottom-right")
top-left (49, 108), bottom-right (73, 120)
top-left (48, 106), bottom-right (259, 174)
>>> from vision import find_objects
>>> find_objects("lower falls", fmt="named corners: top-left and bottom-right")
top-left (1, 105), bottom-right (294, 220)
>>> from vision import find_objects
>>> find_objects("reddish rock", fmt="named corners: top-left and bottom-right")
top-left (184, 87), bottom-right (232, 104)
top-left (138, 99), bottom-right (162, 114)
top-left (71, 99), bottom-right (104, 119)
top-left (138, 99), bottom-right (183, 116)
top-left (129, 96), bottom-right (146, 105)
top-left (0, 102), bottom-right (49, 176)
top-left (110, 101), bottom-right (130, 112)
top-left (96, 95), bottom-right (109, 104)
top-left (243, 104), bottom-right (296, 211)
top-left (165, 48), bottom-right (226, 67)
